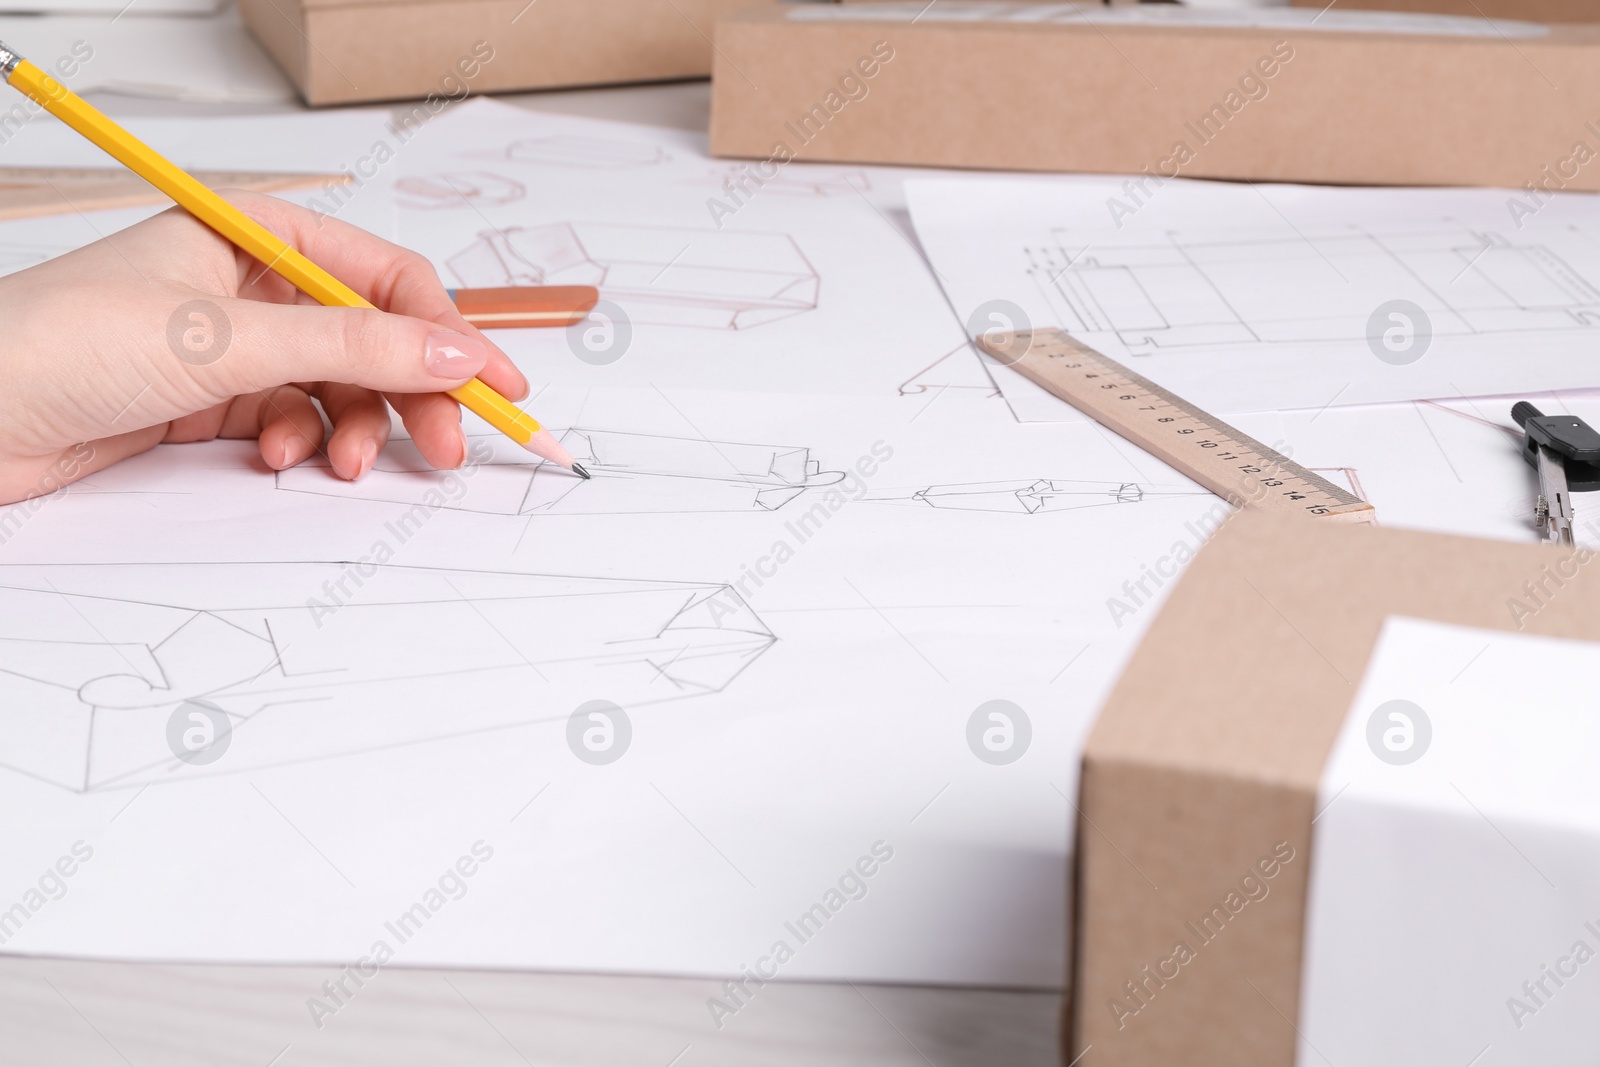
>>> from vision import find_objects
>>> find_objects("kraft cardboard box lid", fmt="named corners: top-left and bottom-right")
top-left (712, 0), bottom-right (1600, 185)
top-left (1070, 510), bottom-right (1600, 1065)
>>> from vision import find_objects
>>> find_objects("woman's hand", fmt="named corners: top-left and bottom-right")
top-left (0, 191), bottom-right (528, 505)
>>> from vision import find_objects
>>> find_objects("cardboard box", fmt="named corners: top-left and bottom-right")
top-left (1289, 0), bottom-right (1600, 21)
top-left (710, 3), bottom-right (1600, 189)
top-left (1068, 510), bottom-right (1600, 1065)
top-left (239, 0), bottom-right (783, 106)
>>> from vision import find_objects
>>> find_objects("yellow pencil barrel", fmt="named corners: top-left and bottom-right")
top-left (0, 50), bottom-right (538, 444)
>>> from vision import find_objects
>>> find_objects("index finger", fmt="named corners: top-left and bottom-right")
top-left (222, 191), bottom-right (530, 402)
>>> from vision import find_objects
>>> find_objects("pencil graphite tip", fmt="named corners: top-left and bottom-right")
top-left (572, 462), bottom-right (591, 480)
top-left (521, 427), bottom-right (578, 472)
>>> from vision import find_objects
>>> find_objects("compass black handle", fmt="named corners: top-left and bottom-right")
top-left (1513, 402), bottom-right (1600, 492)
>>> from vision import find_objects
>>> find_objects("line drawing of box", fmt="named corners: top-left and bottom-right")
top-left (275, 430), bottom-right (845, 516)
top-left (1030, 226), bottom-right (1600, 352)
top-left (899, 343), bottom-right (1003, 398)
top-left (696, 166), bottom-right (871, 198)
top-left (0, 563), bottom-right (775, 793)
top-left (446, 223), bottom-right (820, 330)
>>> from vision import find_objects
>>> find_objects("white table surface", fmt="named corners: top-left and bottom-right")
top-left (3, 954), bottom-right (1063, 1066)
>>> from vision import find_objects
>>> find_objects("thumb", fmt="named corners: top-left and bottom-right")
top-left (188, 299), bottom-right (489, 400)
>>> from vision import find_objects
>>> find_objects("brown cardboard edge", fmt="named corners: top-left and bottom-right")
top-left (1067, 511), bottom-right (1600, 1065)
top-left (1061, 808), bottom-right (1087, 1056)
top-left (709, 8), bottom-right (1600, 186)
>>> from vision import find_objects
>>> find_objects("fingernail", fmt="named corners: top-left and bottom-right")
top-left (357, 439), bottom-right (379, 478)
top-left (425, 331), bottom-right (489, 379)
top-left (454, 425), bottom-right (470, 469)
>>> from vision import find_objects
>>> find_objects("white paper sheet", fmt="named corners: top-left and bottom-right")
top-left (907, 176), bottom-right (1600, 419)
top-left (0, 99), bottom-right (1195, 986)
top-left (1302, 618), bottom-right (1600, 1067)
top-left (1230, 391), bottom-right (1600, 549)
top-left (379, 98), bottom-right (980, 401)
top-left (0, 381), bottom-right (1233, 988)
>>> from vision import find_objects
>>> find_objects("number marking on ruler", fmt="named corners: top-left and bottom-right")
top-left (977, 328), bottom-right (1375, 523)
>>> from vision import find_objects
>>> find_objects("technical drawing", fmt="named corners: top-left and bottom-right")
top-left (507, 136), bottom-right (669, 169)
top-left (899, 343), bottom-right (1002, 398)
top-left (698, 166), bottom-right (871, 198)
top-left (861, 480), bottom-right (1207, 514)
top-left (447, 223), bottom-right (819, 330)
top-left (0, 563), bottom-right (775, 793)
top-left (1030, 226), bottom-right (1600, 352)
top-left (394, 171), bottom-right (525, 210)
top-left (860, 473), bottom-right (1364, 515)
top-left (276, 430), bottom-right (845, 516)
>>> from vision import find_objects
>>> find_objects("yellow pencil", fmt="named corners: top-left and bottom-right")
top-left (0, 41), bottom-right (587, 478)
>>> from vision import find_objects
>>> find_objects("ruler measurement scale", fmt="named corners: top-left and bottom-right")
top-left (978, 328), bottom-right (1375, 523)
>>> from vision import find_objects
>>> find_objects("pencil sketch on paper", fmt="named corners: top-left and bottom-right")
top-left (0, 563), bottom-right (775, 794)
top-left (276, 430), bottom-right (845, 516)
top-left (507, 136), bottom-right (670, 169)
top-left (1028, 226), bottom-right (1600, 353)
top-left (1417, 398), bottom-right (1523, 442)
top-left (447, 223), bottom-right (820, 330)
top-left (697, 166), bottom-right (871, 198)
top-left (394, 172), bottom-right (526, 210)
top-left (899, 343), bottom-right (1002, 398)
top-left (861, 479), bottom-right (1207, 515)
top-left (859, 470), bottom-right (1365, 516)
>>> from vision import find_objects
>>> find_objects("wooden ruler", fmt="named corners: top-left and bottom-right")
top-left (978, 328), bottom-right (1376, 524)
top-left (0, 167), bottom-right (349, 221)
